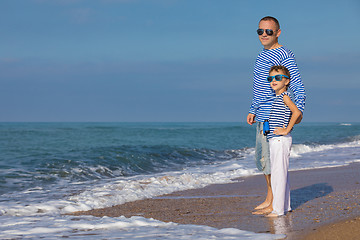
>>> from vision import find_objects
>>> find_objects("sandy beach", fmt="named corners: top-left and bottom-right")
top-left (71, 162), bottom-right (360, 239)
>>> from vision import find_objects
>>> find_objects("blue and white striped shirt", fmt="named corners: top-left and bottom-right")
top-left (267, 91), bottom-right (292, 139)
top-left (249, 47), bottom-right (306, 122)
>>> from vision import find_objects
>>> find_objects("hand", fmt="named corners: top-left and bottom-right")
top-left (273, 125), bottom-right (289, 135)
top-left (247, 113), bottom-right (256, 125)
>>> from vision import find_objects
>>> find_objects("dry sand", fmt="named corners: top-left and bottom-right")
top-left (71, 162), bottom-right (360, 239)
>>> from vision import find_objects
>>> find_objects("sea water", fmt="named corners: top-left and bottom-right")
top-left (0, 122), bottom-right (359, 239)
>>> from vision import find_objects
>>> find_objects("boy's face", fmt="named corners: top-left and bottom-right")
top-left (269, 70), bottom-right (290, 93)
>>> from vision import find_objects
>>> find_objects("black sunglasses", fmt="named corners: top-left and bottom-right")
top-left (267, 74), bottom-right (290, 82)
top-left (257, 29), bottom-right (274, 36)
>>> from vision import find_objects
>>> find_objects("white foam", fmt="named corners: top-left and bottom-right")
top-left (0, 163), bottom-right (257, 217)
top-left (0, 215), bottom-right (283, 239)
top-left (2, 138), bottom-right (360, 218)
top-left (66, 166), bottom-right (256, 213)
top-left (291, 144), bottom-right (334, 158)
top-left (1, 138), bottom-right (360, 239)
top-left (290, 138), bottom-right (360, 158)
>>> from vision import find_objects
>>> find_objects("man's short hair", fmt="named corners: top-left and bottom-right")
top-left (259, 16), bottom-right (280, 30)
top-left (269, 65), bottom-right (290, 78)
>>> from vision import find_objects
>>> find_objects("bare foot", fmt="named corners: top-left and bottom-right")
top-left (254, 201), bottom-right (271, 210)
top-left (252, 206), bottom-right (273, 215)
top-left (265, 212), bottom-right (280, 218)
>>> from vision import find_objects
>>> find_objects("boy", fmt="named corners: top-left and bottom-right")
top-left (266, 65), bottom-right (301, 217)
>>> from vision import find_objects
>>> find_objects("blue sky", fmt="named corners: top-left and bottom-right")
top-left (0, 0), bottom-right (359, 122)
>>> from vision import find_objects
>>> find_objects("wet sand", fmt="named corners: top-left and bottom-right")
top-left (71, 162), bottom-right (360, 239)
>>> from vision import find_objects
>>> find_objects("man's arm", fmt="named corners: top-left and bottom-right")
top-left (248, 81), bottom-right (259, 116)
top-left (281, 58), bottom-right (306, 114)
top-left (247, 74), bottom-right (259, 125)
top-left (247, 113), bottom-right (256, 125)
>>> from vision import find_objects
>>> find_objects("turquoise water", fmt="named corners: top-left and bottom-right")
top-left (0, 122), bottom-right (251, 195)
top-left (0, 122), bottom-right (359, 239)
top-left (1, 122), bottom-right (359, 196)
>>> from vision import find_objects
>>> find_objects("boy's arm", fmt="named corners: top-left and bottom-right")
top-left (273, 95), bottom-right (302, 136)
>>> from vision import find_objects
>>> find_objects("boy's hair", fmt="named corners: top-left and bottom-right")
top-left (269, 65), bottom-right (290, 78)
top-left (269, 65), bottom-right (291, 89)
top-left (259, 16), bottom-right (280, 30)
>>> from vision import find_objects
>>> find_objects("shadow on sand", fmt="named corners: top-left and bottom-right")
top-left (291, 183), bottom-right (333, 210)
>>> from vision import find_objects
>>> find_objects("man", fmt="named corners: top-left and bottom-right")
top-left (247, 16), bottom-right (306, 214)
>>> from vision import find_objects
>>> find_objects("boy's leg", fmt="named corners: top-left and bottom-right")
top-left (285, 173), bottom-right (291, 212)
top-left (269, 135), bottom-right (292, 215)
top-left (284, 136), bottom-right (292, 213)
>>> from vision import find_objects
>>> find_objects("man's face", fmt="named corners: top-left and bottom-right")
top-left (258, 20), bottom-right (281, 49)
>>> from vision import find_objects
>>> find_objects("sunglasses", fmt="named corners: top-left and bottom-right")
top-left (267, 74), bottom-right (289, 82)
top-left (257, 29), bottom-right (275, 36)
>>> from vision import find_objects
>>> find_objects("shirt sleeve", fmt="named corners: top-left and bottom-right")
top-left (281, 57), bottom-right (306, 113)
top-left (249, 78), bottom-right (260, 114)
top-left (249, 87), bottom-right (275, 114)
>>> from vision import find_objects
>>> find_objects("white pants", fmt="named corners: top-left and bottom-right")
top-left (269, 135), bottom-right (292, 215)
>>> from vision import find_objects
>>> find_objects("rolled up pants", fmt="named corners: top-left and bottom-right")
top-left (269, 135), bottom-right (292, 215)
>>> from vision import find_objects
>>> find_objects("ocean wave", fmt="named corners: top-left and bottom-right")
top-left (1, 138), bottom-right (360, 217)
top-left (0, 160), bottom-right (257, 217)
top-left (0, 147), bottom-right (254, 217)
top-left (0, 215), bottom-right (280, 240)
top-left (2, 122), bottom-right (360, 240)
top-left (0, 145), bottom-right (250, 195)
top-left (291, 137), bottom-right (360, 158)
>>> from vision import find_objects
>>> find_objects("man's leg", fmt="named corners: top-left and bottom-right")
top-left (264, 173), bottom-right (273, 207)
top-left (253, 174), bottom-right (273, 214)
top-left (254, 122), bottom-right (273, 211)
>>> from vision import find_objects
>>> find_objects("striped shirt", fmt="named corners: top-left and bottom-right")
top-left (267, 91), bottom-right (292, 139)
top-left (249, 47), bottom-right (306, 122)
